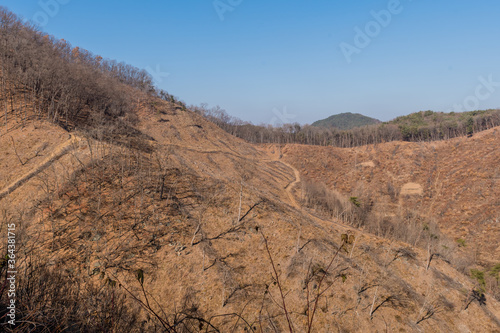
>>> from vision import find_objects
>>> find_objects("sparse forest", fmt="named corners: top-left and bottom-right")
top-left (0, 7), bottom-right (176, 134)
top-left (191, 104), bottom-right (500, 147)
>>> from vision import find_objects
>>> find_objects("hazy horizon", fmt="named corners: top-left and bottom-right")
top-left (4, 0), bottom-right (500, 125)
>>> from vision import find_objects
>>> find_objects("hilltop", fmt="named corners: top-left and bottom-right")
top-left (312, 112), bottom-right (380, 129)
top-left (386, 109), bottom-right (500, 140)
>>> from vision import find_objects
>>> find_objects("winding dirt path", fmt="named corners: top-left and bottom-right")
top-left (281, 160), bottom-right (302, 210)
top-left (272, 150), bottom-right (364, 236)
top-left (0, 133), bottom-right (79, 200)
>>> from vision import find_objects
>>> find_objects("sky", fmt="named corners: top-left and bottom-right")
top-left (3, 0), bottom-right (500, 125)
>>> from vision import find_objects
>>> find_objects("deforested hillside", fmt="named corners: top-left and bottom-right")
top-left (278, 127), bottom-right (500, 294)
top-left (4, 91), bottom-right (500, 332)
top-left (1, 6), bottom-right (500, 333)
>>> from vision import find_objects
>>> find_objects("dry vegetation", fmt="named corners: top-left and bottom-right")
top-left (279, 128), bottom-right (500, 303)
top-left (1, 6), bottom-right (500, 332)
top-left (2, 91), bottom-right (500, 331)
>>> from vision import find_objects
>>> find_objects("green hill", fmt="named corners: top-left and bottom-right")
top-left (386, 109), bottom-right (500, 140)
top-left (312, 112), bottom-right (380, 129)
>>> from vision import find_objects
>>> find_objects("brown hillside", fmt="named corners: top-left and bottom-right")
top-left (1, 91), bottom-right (500, 331)
top-left (279, 128), bottom-right (500, 266)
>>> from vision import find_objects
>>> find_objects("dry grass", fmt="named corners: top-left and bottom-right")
top-left (1, 91), bottom-right (500, 331)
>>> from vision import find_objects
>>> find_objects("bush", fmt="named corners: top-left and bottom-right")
top-left (471, 269), bottom-right (486, 296)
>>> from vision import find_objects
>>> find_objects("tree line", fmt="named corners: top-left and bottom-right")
top-left (191, 104), bottom-right (500, 148)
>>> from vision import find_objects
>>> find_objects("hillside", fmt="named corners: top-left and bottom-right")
top-left (3, 90), bottom-right (500, 332)
top-left (279, 127), bottom-right (500, 285)
top-left (1, 6), bottom-right (500, 332)
top-left (312, 112), bottom-right (380, 129)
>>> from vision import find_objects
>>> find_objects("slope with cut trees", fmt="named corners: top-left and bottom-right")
top-left (279, 126), bottom-right (500, 295)
top-left (1, 6), bottom-right (500, 332)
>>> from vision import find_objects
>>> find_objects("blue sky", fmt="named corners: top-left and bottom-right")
top-left (3, 0), bottom-right (500, 124)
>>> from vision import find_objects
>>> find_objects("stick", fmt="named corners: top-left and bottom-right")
top-left (261, 231), bottom-right (294, 332)
top-left (10, 136), bottom-right (25, 165)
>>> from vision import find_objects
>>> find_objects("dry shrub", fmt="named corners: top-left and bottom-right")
top-left (0, 247), bottom-right (222, 332)
top-left (0, 256), bottom-right (140, 333)
top-left (302, 180), bottom-right (345, 216)
top-left (301, 180), bottom-right (371, 227)
top-left (386, 181), bottom-right (399, 202)
top-left (301, 180), bottom-right (467, 268)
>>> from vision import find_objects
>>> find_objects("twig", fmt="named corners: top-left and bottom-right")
top-left (307, 239), bottom-right (346, 333)
top-left (426, 241), bottom-right (434, 270)
top-left (296, 225), bottom-right (301, 253)
top-left (191, 223), bottom-right (201, 246)
top-left (416, 303), bottom-right (436, 324)
top-left (236, 180), bottom-right (243, 225)
top-left (370, 295), bottom-right (395, 319)
top-left (238, 200), bottom-right (263, 223)
top-left (369, 286), bottom-right (379, 319)
top-left (10, 136), bottom-right (25, 165)
top-left (192, 223), bottom-right (244, 246)
top-left (261, 231), bottom-right (294, 333)
top-left (349, 234), bottom-right (358, 259)
top-left (298, 239), bottom-right (312, 253)
top-left (110, 274), bottom-right (175, 332)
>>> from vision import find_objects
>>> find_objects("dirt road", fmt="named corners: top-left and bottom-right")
top-left (272, 147), bottom-right (363, 236)
top-left (0, 133), bottom-right (79, 200)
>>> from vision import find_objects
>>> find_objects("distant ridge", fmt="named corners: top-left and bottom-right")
top-left (312, 112), bottom-right (380, 129)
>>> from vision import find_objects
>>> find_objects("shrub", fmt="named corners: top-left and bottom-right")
top-left (456, 238), bottom-right (467, 247)
top-left (471, 269), bottom-right (486, 295)
top-left (349, 196), bottom-right (361, 207)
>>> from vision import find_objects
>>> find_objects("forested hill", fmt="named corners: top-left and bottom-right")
top-left (312, 112), bottom-right (380, 129)
top-left (0, 6), bottom-right (182, 135)
top-left (387, 109), bottom-right (499, 139)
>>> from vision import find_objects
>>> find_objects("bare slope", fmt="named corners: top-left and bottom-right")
top-left (1, 96), bottom-right (500, 331)
top-left (280, 127), bottom-right (500, 265)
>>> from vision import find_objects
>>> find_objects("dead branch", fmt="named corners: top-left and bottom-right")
top-left (307, 237), bottom-right (346, 333)
top-left (261, 231), bottom-right (294, 333)
top-left (10, 136), bottom-right (25, 165)
top-left (238, 200), bottom-right (263, 223)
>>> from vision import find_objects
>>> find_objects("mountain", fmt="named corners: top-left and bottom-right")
top-left (312, 112), bottom-right (380, 129)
